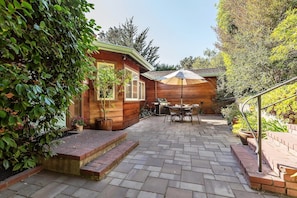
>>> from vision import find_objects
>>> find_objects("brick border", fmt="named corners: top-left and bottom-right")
top-left (0, 166), bottom-right (43, 191)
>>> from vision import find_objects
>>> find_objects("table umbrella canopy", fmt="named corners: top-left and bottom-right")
top-left (158, 69), bottom-right (207, 105)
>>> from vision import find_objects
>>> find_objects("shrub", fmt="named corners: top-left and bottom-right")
top-left (232, 112), bottom-right (287, 136)
top-left (0, 0), bottom-right (98, 171)
top-left (221, 102), bottom-right (241, 125)
top-left (262, 83), bottom-right (297, 124)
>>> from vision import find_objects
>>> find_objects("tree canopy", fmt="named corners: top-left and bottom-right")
top-left (216, 0), bottom-right (297, 97)
top-left (98, 17), bottom-right (160, 66)
top-left (0, 0), bottom-right (98, 171)
top-left (177, 49), bottom-right (224, 70)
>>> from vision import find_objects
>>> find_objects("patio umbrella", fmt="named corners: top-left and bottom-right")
top-left (158, 69), bottom-right (207, 105)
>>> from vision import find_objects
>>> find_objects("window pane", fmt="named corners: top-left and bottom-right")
top-left (125, 68), bottom-right (141, 100)
top-left (125, 70), bottom-right (132, 98)
top-left (133, 80), bottom-right (138, 98)
top-left (126, 81), bottom-right (132, 98)
top-left (141, 83), bottom-right (145, 99)
top-left (139, 81), bottom-right (145, 100)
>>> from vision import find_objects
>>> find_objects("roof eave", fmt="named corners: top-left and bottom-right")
top-left (93, 41), bottom-right (154, 71)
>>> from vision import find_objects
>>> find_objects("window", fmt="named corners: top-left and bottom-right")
top-left (125, 68), bottom-right (138, 100)
top-left (124, 67), bottom-right (145, 101)
top-left (139, 81), bottom-right (145, 100)
top-left (97, 62), bottom-right (115, 100)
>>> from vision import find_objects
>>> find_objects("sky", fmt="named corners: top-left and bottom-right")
top-left (86, 0), bottom-right (219, 66)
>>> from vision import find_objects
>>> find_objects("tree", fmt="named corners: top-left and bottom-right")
top-left (192, 49), bottom-right (225, 69)
top-left (270, 8), bottom-right (297, 78)
top-left (0, 0), bottom-right (98, 171)
top-left (155, 63), bottom-right (178, 71)
top-left (215, 0), bottom-right (296, 97)
top-left (98, 17), bottom-right (160, 66)
top-left (180, 56), bottom-right (195, 69)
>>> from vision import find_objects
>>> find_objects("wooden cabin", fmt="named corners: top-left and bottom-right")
top-left (68, 41), bottom-right (154, 130)
top-left (141, 68), bottom-right (223, 114)
top-left (68, 41), bottom-right (223, 130)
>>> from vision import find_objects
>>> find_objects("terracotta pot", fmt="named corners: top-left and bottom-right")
top-left (76, 125), bottom-right (84, 132)
top-left (238, 131), bottom-right (255, 145)
top-left (95, 118), bottom-right (113, 131)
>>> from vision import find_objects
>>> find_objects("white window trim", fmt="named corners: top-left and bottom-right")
top-left (125, 66), bottom-right (139, 101)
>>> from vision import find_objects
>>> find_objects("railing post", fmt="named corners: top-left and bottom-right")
top-left (257, 95), bottom-right (262, 172)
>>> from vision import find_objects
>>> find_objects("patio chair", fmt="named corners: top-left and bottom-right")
top-left (183, 105), bottom-right (200, 124)
top-left (163, 106), bottom-right (170, 122)
top-left (168, 107), bottom-right (181, 122)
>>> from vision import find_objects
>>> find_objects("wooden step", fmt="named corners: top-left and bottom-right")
top-left (80, 140), bottom-right (139, 180)
top-left (42, 130), bottom-right (128, 175)
top-left (247, 136), bottom-right (297, 176)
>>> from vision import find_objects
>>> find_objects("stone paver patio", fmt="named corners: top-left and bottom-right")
top-left (0, 115), bottom-right (285, 198)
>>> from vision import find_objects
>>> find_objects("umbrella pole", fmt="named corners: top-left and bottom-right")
top-left (181, 80), bottom-right (183, 106)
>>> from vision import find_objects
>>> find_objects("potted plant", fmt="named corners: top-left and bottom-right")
top-left (94, 64), bottom-right (130, 130)
top-left (71, 116), bottom-right (86, 132)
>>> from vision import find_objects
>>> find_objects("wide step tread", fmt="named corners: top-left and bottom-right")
top-left (80, 140), bottom-right (139, 180)
top-left (231, 145), bottom-right (285, 190)
top-left (267, 131), bottom-right (297, 153)
top-left (247, 137), bottom-right (297, 174)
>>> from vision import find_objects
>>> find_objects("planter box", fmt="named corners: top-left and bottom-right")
top-left (95, 118), bottom-right (113, 131)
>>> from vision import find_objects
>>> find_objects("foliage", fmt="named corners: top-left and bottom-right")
top-left (0, 0), bottom-right (98, 171)
top-left (262, 83), bottom-right (297, 124)
top-left (232, 113), bottom-right (256, 135)
top-left (232, 112), bottom-right (287, 135)
top-left (192, 49), bottom-right (225, 69)
top-left (155, 63), bottom-right (178, 71)
top-left (94, 66), bottom-right (130, 120)
top-left (139, 103), bottom-right (153, 119)
top-left (216, 0), bottom-right (297, 97)
top-left (221, 102), bottom-right (241, 125)
top-left (270, 8), bottom-right (297, 75)
top-left (98, 17), bottom-right (160, 66)
top-left (177, 48), bottom-right (225, 70)
top-left (71, 116), bottom-right (86, 127)
top-left (180, 56), bottom-right (195, 69)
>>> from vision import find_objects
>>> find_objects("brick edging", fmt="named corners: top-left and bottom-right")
top-left (0, 166), bottom-right (43, 191)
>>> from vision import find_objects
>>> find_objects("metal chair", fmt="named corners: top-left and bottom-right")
top-left (183, 105), bottom-right (200, 124)
top-left (163, 106), bottom-right (170, 122)
top-left (168, 107), bottom-right (181, 122)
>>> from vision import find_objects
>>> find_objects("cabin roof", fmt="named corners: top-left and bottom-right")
top-left (142, 68), bottom-right (224, 80)
top-left (93, 40), bottom-right (154, 71)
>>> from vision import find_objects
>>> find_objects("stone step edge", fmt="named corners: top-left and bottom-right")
top-left (0, 166), bottom-right (43, 191)
top-left (57, 132), bottom-right (128, 161)
top-left (41, 132), bottom-right (128, 176)
top-left (230, 144), bottom-right (291, 196)
top-left (80, 140), bottom-right (139, 180)
top-left (247, 138), bottom-right (297, 175)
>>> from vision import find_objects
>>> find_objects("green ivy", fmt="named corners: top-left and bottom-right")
top-left (262, 83), bottom-right (297, 124)
top-left (0, 0), bottom-right (99, 171)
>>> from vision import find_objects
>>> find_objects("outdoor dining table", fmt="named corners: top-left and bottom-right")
top-left (169, 105), bottom-right (193, 122)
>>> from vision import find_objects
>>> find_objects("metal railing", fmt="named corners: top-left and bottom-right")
top-left (240, 76), bottom-right (297, 172)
